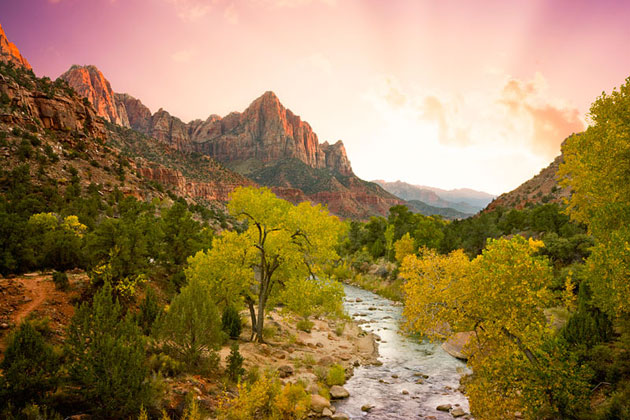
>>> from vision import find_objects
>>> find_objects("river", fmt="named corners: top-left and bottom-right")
top-left (334, 285), bottom-right (470, 419)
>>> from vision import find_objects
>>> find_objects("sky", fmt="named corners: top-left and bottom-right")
top-left (2, 0), bottom-right (630, 195)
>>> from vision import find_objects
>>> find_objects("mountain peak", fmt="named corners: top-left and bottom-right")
top-left (0, 22), bottom-right (32, 70)
top-left (60, 64), bottom-right (130, 127)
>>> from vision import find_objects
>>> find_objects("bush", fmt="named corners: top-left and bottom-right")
top-left (222, 305), bottom-right (242, 339)
top-left (296, 318), bottom-right (313, 333)
top-left (52, 271), bottom-right (69, 291)
top-left (226, 342), bottom-right (245, 382)
top-left (326, 364), bottom-right (346, 386)
top-left (147, 353), bottom-right (183, 378)
top-left (153, 278), bottom-right (224, 372)
top-left (218, 372), bottom-right (310, 420)
top-left (65, 282), bottom-right (152, 418)
top-left (137, 288), bottom-right (162, 335)
top-left (0, 322), bottom-right (59, 410)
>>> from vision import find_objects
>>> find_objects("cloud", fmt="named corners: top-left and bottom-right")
top-left (171, 48), bottom-right (196, 63)
top-left (365, 72), bottom-right (584, 162)
top-left (267, 0), bottom-right (337, 7)
top-left (499, 75), bottom-right (584, 157)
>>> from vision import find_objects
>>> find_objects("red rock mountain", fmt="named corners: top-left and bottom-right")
top-left (0, 23), bottom-right (32, 70)
top-left (60, 65), bottom-right (130, 127)
top-left (60, 64), bottom-right (400, 218)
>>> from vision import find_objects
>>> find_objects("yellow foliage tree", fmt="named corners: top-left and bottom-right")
top-left (187, 187), bottom-right (345, 342)
top-left (393, 232), bottom-right (416, 264)
top-left (402, 236), bottom-right (589, 418)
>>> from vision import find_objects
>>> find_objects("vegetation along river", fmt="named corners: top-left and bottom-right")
top-left (336, 285), bottom-right (470, 419)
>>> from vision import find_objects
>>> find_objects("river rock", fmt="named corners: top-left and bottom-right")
top-left (310, 394), bottom-right (330, 413)
top-left (355, 298), bottom-right (363, 302)
top-left (332, 413), bottom-right (349, 420)
top-left (437, 404), bottom-right (452, 412)
top-left (451, 407), bottom-right (466, 417)
top-left (401, 389), bottom-right (409, 395)
top-left (361, 404), bottom-right (374, 412)
top-left (322, 407), bottom-right (333, 417)
top-left (329, 385), bottom-right (350, 399)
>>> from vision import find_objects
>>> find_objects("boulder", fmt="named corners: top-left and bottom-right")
top-left (310, 394), bottom-right (330, 413)
top-left (329, 385), bottom-right (350, 399)
top-left (322, 407), bottom-right (333, 418)
top-left (437, 404), bottom-right (452, 412)
top-left (442, 331), bottom-right (474, 360)
top-left (451, 407), bottom-right (466, 417)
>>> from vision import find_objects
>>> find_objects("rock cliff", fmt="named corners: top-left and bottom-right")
top-left (60, 65), bottom-right (130, 127)
top-left (0, 24), bottom-right (31, 70)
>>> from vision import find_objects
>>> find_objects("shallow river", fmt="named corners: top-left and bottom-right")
top-left (334, 285), bottom-right (470, 419)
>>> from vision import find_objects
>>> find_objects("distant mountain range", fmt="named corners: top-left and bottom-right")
top-left (373, 180), bottom-right (494, 215)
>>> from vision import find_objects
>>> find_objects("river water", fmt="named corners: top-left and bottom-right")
top-left (334, 285), bottom-right (470, 419)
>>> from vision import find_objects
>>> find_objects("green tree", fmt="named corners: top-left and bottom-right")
top-left (222, 305), bottom-right (243, 339)
top-left (0, 322), bottom-right (59, 410)
top-left (153, 277), bottom-right (223, 370)
top-left (65, 282), bottom-right (151, 418)
top-left (186, 187), bottom-right (344, 342)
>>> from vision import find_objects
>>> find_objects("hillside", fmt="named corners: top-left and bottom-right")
top-left (484, 146), bottom-right (571, 212)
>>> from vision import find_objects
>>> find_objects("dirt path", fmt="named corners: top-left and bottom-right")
top-left (13, 274), bottom-right (56, 324)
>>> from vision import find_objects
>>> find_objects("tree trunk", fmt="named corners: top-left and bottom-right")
top-left (254, 277), bottom-right (269, 343)
top-left (247, 299), bottom-right (257, 341)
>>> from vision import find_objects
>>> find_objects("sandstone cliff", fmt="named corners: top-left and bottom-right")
top-left (0, 24), bottom-right (31, 70)
top-left (60, 65), bottom-right (130, 127)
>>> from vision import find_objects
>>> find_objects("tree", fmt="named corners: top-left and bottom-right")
top-left (558, 77), bottom-right (630, 319)
top-left (65, 282), bottom-right (151, 418)
top-left (393, 232), bottom-right (416, 264)
top-left (402, 236), bottom-right (590, 418)
top-left (153, 277), bottom-right (223, 370)
top-left (187, 187), bottom-right (344, 342)
top-left (0, 322), bottom-right (59, 410)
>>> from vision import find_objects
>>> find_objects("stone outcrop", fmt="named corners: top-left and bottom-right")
top-left (136, 166), bottom-right (250, 202)
top-left (0, 73), bottom-right (105, 137)
top-left (0, 24), bottom-right (31, 70)
top-left (60, 65), bottom-right (130, 127)
top-left (115, 93), bottom-right (151, 132)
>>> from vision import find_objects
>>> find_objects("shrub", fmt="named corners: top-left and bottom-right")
top-left (222, 305), bottom-right (242, 339)
top-left (296, 318), bottom-right (313, 333)
top-left (0, 322), bottom-right (59, 409)
top-left (137, 288), bottom-right (162, 335)
top-left (153, 278), bottom-right (224, 372)
top-left (326, 364), bottom-right (346, 386)
top-left (52, 271), bottom-right (69, 291)
top-left (226, 342), bottom-right (245, 382)
top-left (147, 353), bottom-right (183, 377)
top-left (65, 282), bottom-right (152, 418)
top-left (218, 372), bottom-right (310, 420)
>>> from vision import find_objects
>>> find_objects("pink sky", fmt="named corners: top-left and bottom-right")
top-left (2, 0), bottom-right (630, 194)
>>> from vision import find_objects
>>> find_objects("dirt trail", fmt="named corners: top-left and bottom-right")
top-left (13, 274), bottom-right (56, 324)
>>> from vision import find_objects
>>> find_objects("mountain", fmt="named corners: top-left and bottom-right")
top-left (61, 65), bottom-right (401, 219)
top-left (405, 200), bottom-right (472, 220)
top-left (0, 23), bottom-right (31, 70)
top-left (373, 180), bottom-right (493, 214)
top-left (485, 148), bottom-right (570, 212)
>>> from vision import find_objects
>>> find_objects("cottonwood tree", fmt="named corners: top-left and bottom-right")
top-left (401, 236), bottom-right (590, 418)
top-left (186, 187), bottom-right (344, 342)
top-left (559, 77), bottom-right (630, 318)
